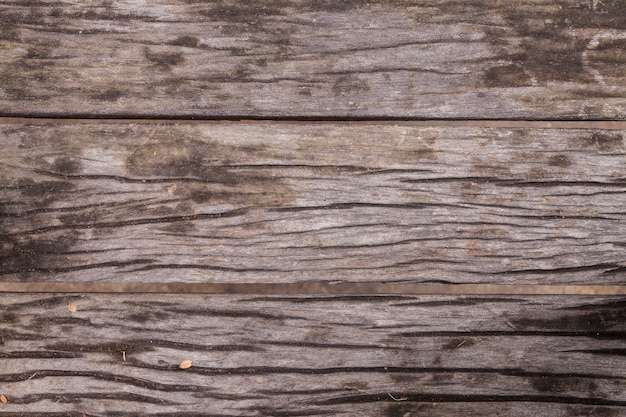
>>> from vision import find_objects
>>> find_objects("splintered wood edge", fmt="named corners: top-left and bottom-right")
top-left (0, 282), bottom-right (624, 295)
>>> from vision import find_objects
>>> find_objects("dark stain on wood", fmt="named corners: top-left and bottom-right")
top-left (510, 38), bottom-right (590, 84)
top-left (126, 139), bottom-right (297, 207)
top-left (0, 27), bottom-right (59, 99)
top-left (159, 221), bottom-right (197, 235)
top-left (218, 20), bottom-right (297, 54)
top-left (0, 14), bottom-right (20, 41)
top-left (126, 311), bottom-right (168, 324)
top-left (52, 157), bottom-right (82, 175)
top-left (548, 155), bottom-right (571, 168)
top-left (343, 381), bottom-right (370, 391)
top-left (34, 316), bottom-right (92, 327)
top-left (531, 376), bottom-right (598, 395)
top-left (203, 3), bottom-right (286, 22)
top-left (442, 337), bottom-right (476, 351)
top-left (388, 372), bottom-right (415, 384)
top-left (304, 0), bottom-right (371, 12)
top-left (572, 349), bottom-right (626, 357)
top-left (584, 132), bottom-right (624, 151)
top-left (58, 211), bottom-right (100, 226)
top-left (561, 1), bottom-right (626, 29)
top-left (484, 64), bottom-right (532, 88)
top-left (25, 46), bottom-right (53, 60)
top-left (144, 48), bottom-right (185, 69)
top-left (386, 403), bottom-right (420, 417)
top-left (168, 35), bottom-right (201, 48)
top-left (16, 179), bottom-right (75, 202)
top-left (127, 140), bottom-right (241, 179)
top-left (332, 75), bottom-right (371, 96)
top-left (90, 89), bottom-right (125, 102)
top-left (169, 307), bottom-right (303, 321)
top-left (482, 2), bottom-right (626, 87)
top-left (0, 233), bottom-right (78, 276)
top-left (1, 312), bottom-right (19, 324)
top-left (511, 305), bottom-right (626, 333)
top-left (562, 300), bottom-right (626, 312)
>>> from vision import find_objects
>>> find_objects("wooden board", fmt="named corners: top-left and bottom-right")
top-left (0, 1), bottom-right (624, 119)
top-left (2, 122), bottom-right (626, 285)
top-left (1, 294), bottom-right (625, 416)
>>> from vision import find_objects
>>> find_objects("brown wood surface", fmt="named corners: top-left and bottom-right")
top-left (2, 122), bottom-right (625, 285)
top-left (1, 294), bottom-right (625, 416)
top-left (0, 1), bottom-right (624, 119)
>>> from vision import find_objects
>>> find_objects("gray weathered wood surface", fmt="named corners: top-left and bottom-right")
top-left (1, 294), bottom-right (625, 416)
top-left (2, 2), bottom-right (625, 415)
top-left (1, 1), bottom-right (625, 119)
top-left (2, 122), bottom-right (625, 285)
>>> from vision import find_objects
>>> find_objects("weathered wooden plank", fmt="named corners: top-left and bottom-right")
top-left (0, 294), bottom-right (626, 416)
top-left (0, 1), bottom-right (624, 119)
top-left (1, 122), bottom-right (625, 284)
top-left (0, 294), bottom-right (625, 416)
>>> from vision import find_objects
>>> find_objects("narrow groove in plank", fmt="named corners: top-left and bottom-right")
top-left (312, 393), bottom-right (626, 406)
top-left (1, 283), bottom-right (625, 295)
top-left (1, 117), bottom-right (626, 130)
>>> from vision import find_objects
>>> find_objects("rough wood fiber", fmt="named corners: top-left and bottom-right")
top-left (1, 123), bottom-right (625, 285)
top-left (0, 0), bottom-right (625, 119)
top-left (0, 294), bottom-right (625, 416)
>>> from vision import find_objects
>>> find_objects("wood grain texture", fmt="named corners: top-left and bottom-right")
top-left (0, 0), bottom-right (624, 119)
top-left (2, 282), bottom-right (626, 295)
top-left (1, 122), bottom-right (625, 285)
top-left (1, 294), bottom-right (625, 416)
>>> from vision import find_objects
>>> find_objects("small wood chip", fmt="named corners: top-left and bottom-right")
top-left (68, 305), bottom-right (77, 313)
top-left (179, 360), bottom-right (192, 369)
top-left (0, 394), bottom-right (8, 404)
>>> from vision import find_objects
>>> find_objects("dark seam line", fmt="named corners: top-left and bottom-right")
top-left (0, 283), bottom-right (625, 295)
top-left (1, 115), bottom-right (626, 124)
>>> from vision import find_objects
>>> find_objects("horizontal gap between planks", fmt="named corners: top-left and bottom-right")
top-left (1, 117), bottom-right (626, 129)
top-left (0, 282), bottom-right (624, 295)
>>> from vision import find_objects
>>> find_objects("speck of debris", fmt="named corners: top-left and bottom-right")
top-left (179, 360), bottom-right (192, 369)
top-left (0, 394), bottom-right (8, 404)
top-left (68, 305), bottom-right (77, 313)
